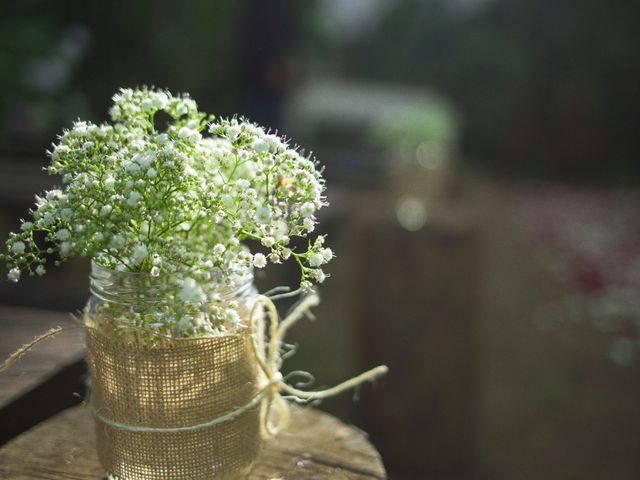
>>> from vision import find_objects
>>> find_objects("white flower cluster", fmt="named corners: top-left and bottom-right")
top-left (2, 87), bottom-right (332, 335)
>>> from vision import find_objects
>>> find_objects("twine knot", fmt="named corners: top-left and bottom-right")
top-left (248, 292), bottom-right (388, 436)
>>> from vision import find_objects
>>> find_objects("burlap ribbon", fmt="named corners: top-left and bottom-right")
top-left (85, 325), bottom-right (261, 479)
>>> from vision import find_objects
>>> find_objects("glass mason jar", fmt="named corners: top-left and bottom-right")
top-left (84, 261), bottom-right (262, 480)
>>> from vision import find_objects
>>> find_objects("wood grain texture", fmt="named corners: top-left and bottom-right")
top-left (0, 404), bottom-right (386, 479)
top-left (0, 305), bottom-right (87, 445)
top-left (0, 304), bottom-right (85, 409)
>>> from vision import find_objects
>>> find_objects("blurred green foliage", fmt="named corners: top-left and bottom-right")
top-left (0, 0), bottom-right (238, 153)
top-left (1, 0), bottom-right (639, 180)
top-left (326, 0), bottom-right (640, 180)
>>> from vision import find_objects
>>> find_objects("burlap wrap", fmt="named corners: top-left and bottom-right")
top-left (85, 326), bottom-right (261, 480)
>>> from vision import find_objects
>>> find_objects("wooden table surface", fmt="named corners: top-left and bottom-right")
top-left (0, 305), bottom-right (86, 445)
top-left (0, 404), bottom-right (387, 479)
top-left (0, 304), bottom-right (85, 409)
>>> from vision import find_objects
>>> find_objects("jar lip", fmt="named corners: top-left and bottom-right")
top-left (89, 260), bottom-right (255, 301)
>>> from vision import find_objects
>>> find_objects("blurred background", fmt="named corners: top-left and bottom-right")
top-left (1, 1), bottom-right (640, 478)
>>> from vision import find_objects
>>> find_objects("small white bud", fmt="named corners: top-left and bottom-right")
top-left (309, 252), bottom-right (324, 267)
top-left (11, 241), bottom-right (26, 254)
top-left (7, 268), bottom-right (21, 283)
top-left (126, 191), bottom-right (141, 207)
top-left (55, 229), bottom-right (71, 241)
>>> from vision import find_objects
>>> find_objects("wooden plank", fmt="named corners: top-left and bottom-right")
top-left (0, 305), bottom-right (84, 408)
top-left (350, 190), bottom-right (480, 477)
top-left (0, 404), bottom-right (387, 479)
top-left (0, 305), bottom-right (86, 444)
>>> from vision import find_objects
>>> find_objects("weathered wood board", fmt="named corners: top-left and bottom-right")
top-left (0, 305), bottom-right (86, 444)
top-left (0, 404), bottom-right (386, 479)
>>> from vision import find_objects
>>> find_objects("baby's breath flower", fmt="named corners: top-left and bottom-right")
top-left (7, 268), bottom-right (21, 283)
top-left (179, 277), bottom-right (205, 304)
top-left (152, 91), bottom-right (168, 109)
top-left (130, 244), bottom-right (148, 265)
top-left (255, 206), bottom-right (271, 224)
top-left (309, 252), bottom-right (324, 268)
top-left (308, 268), bottom-right (326, 283)
top-left (316, 270), bottom-right (326, 283)
top-left (252, 253), bottom-right (267, 268)
top-left (41, 212), bottom-right (54, 226)
top-left (110, 235), bottom-right (125, 250)
top-left (11, 241), bottom-right (25, 254)
top-left (55, 229), bottom-right (71, 241)
top-left (60, 208), bottom-right (73, 220)
top-left (126, 191), bottom-right (141, 207)
top-left (300, 202), bottom-right (315, 218)
top-left (100, 205), bottom-right (113, 217)
top-left (124, 161), bottom-right (141, 175)
top-left (54, 145), bottom-right (70, 157)
top-left (60, 242), bottom-right (71, 256)
top-left (261, 236), bottom-right (275, 248)
top-left (303, 217), bottom-right (315, 232)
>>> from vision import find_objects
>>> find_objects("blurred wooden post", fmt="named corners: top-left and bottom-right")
top-left (353, 174), bottom-right (480, 478)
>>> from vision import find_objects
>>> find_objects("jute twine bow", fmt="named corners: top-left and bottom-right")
top-left (249, 293), bottom-right (388, 436)
top-left (1, 293), bottom-right (388, 437)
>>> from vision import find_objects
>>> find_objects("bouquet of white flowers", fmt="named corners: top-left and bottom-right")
top-left (2, 87), bottom-right (332, 337)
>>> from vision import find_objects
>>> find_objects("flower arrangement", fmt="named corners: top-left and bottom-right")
top-left (0, 87), bottom-right (390, 480)
top-left (1, 87), bottom-right (332, 337)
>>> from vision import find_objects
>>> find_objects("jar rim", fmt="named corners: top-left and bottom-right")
top-left (89, 260), bottom-right (255, 304)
